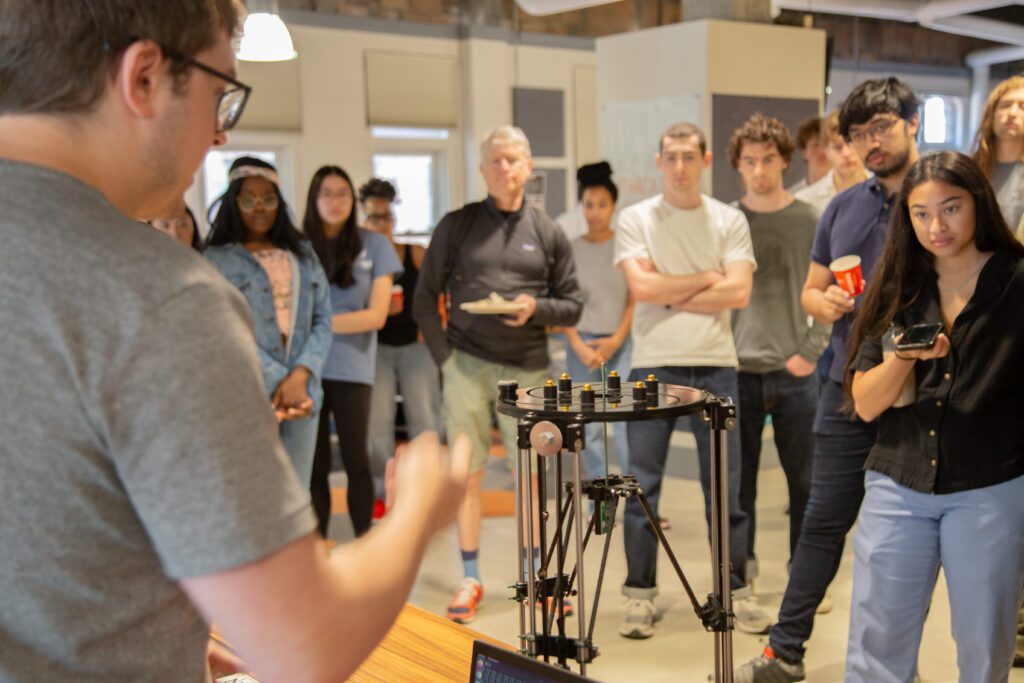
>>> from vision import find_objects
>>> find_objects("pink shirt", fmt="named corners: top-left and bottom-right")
top-left (253, 248), bottom-right (293, 340)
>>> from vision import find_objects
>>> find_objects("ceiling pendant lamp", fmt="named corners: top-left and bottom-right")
top-left (237, 0), bottom-right (298, 62)
top-left (515, 0), bottom-right (620, 16)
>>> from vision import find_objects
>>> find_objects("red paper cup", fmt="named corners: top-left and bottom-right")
top-left (829, 255), bottom-right (864, 296)
top-left (391, 284), bottom-right (404, 309)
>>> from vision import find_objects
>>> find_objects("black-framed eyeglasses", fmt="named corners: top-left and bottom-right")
top-left (105, 36), bottom-right (252, 133)
top-left (847, 116), bottom-right (901, 146)
top-left (365, 212), bottom-right (395, 225)
top-left (161, 46), bottom-right (252, 133)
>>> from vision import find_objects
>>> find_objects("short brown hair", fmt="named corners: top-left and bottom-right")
top-left (0, 0), bottom-right (243, 115)
top-left (659, 122), bottom-right (707, 155)
top-left (727, 113), bottom-right (795, 169)
top-left (795, 116), bottom-right (823, 150)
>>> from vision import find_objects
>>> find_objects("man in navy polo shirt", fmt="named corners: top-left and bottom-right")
top-left (736, 77), bottom-right (922, 682)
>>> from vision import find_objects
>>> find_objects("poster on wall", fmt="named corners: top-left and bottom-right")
top-left (525, 170), bottom-right (547, 214)
top-left (599, 95), bottom-right (703, 211)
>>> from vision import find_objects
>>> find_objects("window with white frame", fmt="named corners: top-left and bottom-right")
top-left (919, 94), bottom-right (965, 151)
top-left (371, 127), bottom-right (450, 236)
top-left (371, 152), bottom-right (441, 235)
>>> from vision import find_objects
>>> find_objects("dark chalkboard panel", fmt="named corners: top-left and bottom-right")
top-left (514, 87), bottom-right (566, 158)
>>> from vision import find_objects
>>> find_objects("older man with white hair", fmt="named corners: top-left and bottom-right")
top-left (415, 125), bottom-right (583, 623)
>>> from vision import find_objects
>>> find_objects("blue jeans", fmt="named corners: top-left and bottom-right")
top-left (623, 366), bottom-right (749, 594)
top-left (368, 342), bottom-right (441, 497)
top-left (768, 378), bottom-right (876, 663)
top-left (564, 333), bottom-right (632, 478)
top-left (846, 472), bottom-right (1024, 683)
top-left (738, 369), bottom-right (816, 563)
top-left (279, 411), bottom-right (319, 487)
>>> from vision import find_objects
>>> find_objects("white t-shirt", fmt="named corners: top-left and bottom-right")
top-left (794, 168), bottom-right (835, 217)
top-left (786, 177), bottom-right (809, 194)
top-left (613, 193), bottom-right (756, 369)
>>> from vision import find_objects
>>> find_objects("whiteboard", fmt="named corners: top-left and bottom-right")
top-left (599, 95), bottom-right (703, 211)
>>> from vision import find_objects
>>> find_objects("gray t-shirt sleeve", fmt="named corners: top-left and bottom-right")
top-left (105, 280), bottom-right (316, 580)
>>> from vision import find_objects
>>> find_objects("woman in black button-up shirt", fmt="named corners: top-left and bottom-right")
top-left (843, 151), bottom-right (1024, 682)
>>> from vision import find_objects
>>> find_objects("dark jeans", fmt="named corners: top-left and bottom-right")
top-left (738, 369), bottom-right (816, 561)
top-left (311, 380), bottom-right (373, 538)
top-left (623, 366), bottom-right (749, 593)
top-left (768, 378), bottom-right (876, 663)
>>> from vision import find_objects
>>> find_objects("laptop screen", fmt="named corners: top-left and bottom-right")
top-left (470, 640), bottom-right (599, 683)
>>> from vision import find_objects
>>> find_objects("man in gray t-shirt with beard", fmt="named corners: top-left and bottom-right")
top-left (0, 3), bottom-right (467, 681)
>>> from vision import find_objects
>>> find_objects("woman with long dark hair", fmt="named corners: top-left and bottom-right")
top-left (304, 166), bottom-right (402, 538)
top-left (844, 151), bottom-right (1024, 682)
top-left (205, 156), bottom-right (332, 486)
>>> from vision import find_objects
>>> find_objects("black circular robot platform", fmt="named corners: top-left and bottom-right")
top-left (496, 372), bottom-right (707, 423)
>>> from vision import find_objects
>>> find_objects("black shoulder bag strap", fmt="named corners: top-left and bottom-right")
top-left (443, 202), bottom-right (479, 319)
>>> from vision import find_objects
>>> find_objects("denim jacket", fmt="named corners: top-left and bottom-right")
top-left (205, 241), bottom-right (332, 410)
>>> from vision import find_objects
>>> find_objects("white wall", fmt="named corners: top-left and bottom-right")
top-left (198, 18), bottom-right (598, 224)
top-left (596, 19), bottom-right (825, 200)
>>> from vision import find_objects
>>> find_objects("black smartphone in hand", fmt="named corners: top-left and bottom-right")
top-left (895, 322), bottom-right (944, 351)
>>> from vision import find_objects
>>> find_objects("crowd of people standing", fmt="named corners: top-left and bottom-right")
top-left (35, 9), bottom-right (1020, 672)
top-left (143, 71), bottom-right (1024, 682)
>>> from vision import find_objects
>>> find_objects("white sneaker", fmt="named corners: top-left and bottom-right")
top-left (619, 597), bottom-right (656, 639)
top-left (733, 594), bottom-right (773, 635)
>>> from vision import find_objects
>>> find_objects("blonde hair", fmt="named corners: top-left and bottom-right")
top-left (480, 125), bottom-right (532, 160)
top-left (971, 75), bottom-right (1024, 178)
top-left (820, 111), bottom-right (841, 143)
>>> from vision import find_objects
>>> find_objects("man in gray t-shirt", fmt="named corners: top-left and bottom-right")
top-left (0, 3), bottom-right (467, 681)
top-left (726, 115), bottom-right (829, 587)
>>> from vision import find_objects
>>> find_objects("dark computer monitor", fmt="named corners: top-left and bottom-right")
top-left (469, 640), bottom-right (600, 683)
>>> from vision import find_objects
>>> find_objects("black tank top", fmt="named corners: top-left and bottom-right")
top-left (378, 244), bottom-right (420, 346)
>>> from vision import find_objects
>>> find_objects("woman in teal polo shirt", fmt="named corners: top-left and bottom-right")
top-left (304, 165), bottom-right (402, 538)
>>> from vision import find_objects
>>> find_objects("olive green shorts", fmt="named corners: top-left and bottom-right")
top-left (442, 349), bottom-right (550, 473)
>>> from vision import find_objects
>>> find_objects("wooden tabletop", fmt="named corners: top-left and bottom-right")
top-left (348, 603), bottom-right (511, 682)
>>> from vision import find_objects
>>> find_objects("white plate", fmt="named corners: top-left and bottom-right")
top-left (460, 301), bottom-right (529, 314)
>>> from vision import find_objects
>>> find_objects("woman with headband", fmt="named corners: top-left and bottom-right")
top-left (205, 156), bottom-right (332, 487)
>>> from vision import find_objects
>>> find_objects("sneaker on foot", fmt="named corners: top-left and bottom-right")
top-left (447, 577), bottom-right (483, 624)
top-left (618, 597), bottom-right (656, 639)
top-left (735, 647), bottom-right (805, 683)
top-left (541, 595), bottom-right (574, 618)
top-left (733, 595), bottom-right (773, 635)
top-left (816, 591), bottom-right (833, 615)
